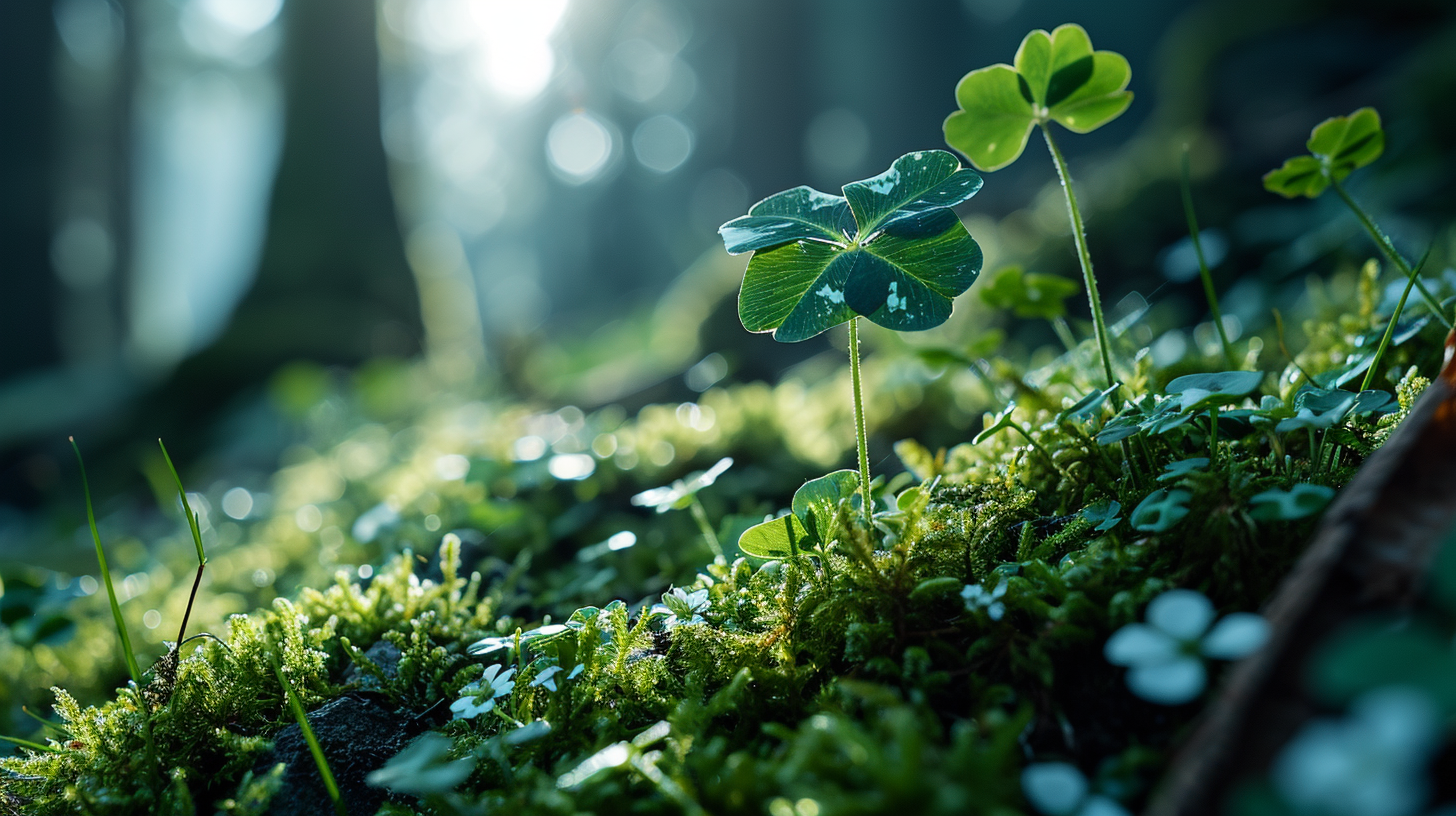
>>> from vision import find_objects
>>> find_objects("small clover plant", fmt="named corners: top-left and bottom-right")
top-left (719, 150), bottom-right (984, 517)
top-left (1264, 106), bottom-right (1452, 381)
top-left (737, 470), bottom-right (860, 559)
top-left (945, 23), bottom-right (1133, 388)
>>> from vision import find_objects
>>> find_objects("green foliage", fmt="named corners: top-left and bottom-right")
top-left (944, 23), bottom-right (1132, 171)
top-left (1263, 107), bottom-right (1384, 199)
top-left (738, 470), bottom-right (860, 558)
top-left (720, 150), bottom-right (984, 342)
top-left (978, 266), bottom-right (1080, 319)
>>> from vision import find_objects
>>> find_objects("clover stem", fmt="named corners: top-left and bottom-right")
top-left (1360, 244), bottom-right (1433, 392)
top-left (688, 496), bottom-right (725, 563)
top-left (1208, 406), bottom-right (1219, 467)
top-left (1040, 124), bottom-right (1117, 389)
top-left (848, 317), bottom-right (873, 522)
top-left (1332, 179), bottom-right (1451, 330)
top-left (1011, 424), bottom-right (1060, 473)
top-left (1180, 149), bottom-right (1236, 368)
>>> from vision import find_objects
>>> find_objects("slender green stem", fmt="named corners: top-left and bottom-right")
top-left (71, 438), bottom-right (143, 687)
top-left (1332, 179), bottom-right (1452, 330)
top-left (274, 661), bottom-right (346, 816)
top-left (160, 440), bottom-right (210, 650)
top-left (1208, 406), bottom-right (1220, 466)
top-left (1180, 149), bottom-right (1236, 368)
top-left (1011, 425), bottom-right (1060, 473)
top-left (688, 497), bottom-right (724, 562)
top-left (1360, 245), bottom-right (1434, 392)
top-left (1051, 317), bottom-right (1078, 353)
top-left (848, 318), bottom-right (872, 519)
top-left (1041, 124), bottom-right (1116, 389)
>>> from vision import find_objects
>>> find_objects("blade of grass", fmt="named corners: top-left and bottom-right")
top-left (1332, 178), bottom-right (1452, 330)
top-left (1180, 147), bottom-right (1236, 368)
top-left (0, 734), bottom-right (61, 754)
top-left (157, 439), bottom-right (207, 648)
top-left (70, 437), bottom-right (142, 687)
top-left (274, 660), bottom-right (346, 816)
top-left (1359, 244), bottom-right (1435, 392)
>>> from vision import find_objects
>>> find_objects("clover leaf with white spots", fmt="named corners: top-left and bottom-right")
top-left (1104, 588), bottom-right (1270, 705)
top-left (720, 151), bottom-right (984, 342)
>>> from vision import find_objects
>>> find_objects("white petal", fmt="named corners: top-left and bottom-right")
top-left (1127, 658), bottom-right (1206, 705)
top-left (1021, 763), bottom-right (1087, 816)
top-left (1079, 795), bottom-right (1132, 816)
top-left (1104, 624), bottom-right (1179, 667)
top-left (1200, 613), bottom-right (1270, 660)
top-left (1146, 589), bottom-right (1215, 641)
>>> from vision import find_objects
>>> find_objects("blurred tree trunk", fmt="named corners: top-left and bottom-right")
top-left (0, 1), bottom-right (62, 380)
top-left (168, 0), bottom-right (421, 402)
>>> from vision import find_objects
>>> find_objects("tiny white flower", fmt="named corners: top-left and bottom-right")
top-left (1103, 589), bottom-right (1270, 705)
top-left (1021, 762), bottom-right (1130, 816)
top-left (450, 664), bottom-right (516, 720)
top-left (961, 580), bottom-right (1008, 621)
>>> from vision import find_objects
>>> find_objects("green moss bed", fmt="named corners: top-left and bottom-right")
top-left (1, 266), bottom-right (1453, 816)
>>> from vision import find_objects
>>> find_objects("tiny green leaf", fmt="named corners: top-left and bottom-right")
top-left (791, 470), bottom-right (861, 544)
top-left (1130, 489), bottom-right (1191, 532)
top-left (978, 265), bottom-right (1080, 319)
top-left (1263, 107), bottom-right (1385, 199)
top-left (1248, 483), bottom-right (1335, 521)
top-left (944, 24), bottom-right (1132, 172)
top-left (723, 150), bottom-right (984, 342)
top-left (737, 513), bottom-right (810, 559)
top-left (1165, 371), bottom-right (1264, 411)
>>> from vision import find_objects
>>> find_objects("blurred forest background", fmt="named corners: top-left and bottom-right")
top-left (1, 0), bottom-right (1455, 547)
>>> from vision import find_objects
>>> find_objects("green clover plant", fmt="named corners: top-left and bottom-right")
top-left (737, 470), bottom-right (860, 560)
top-left (944, 23), bottom-right (1133, 389)
top-left (1264, 107), bottom-right (1452, 360)
top-left (719, 150), bottom-right (984, 519)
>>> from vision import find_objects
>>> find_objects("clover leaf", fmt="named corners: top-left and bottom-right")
top-left (1158, 457), bottom-right (1209, 483)
top-left (978, 265), bottom-right (1080, 319)
top-left (1131, 489), bottom-right (1191, 532)
top-left (738, 469), bottom-right (861, 558)
top-left (944, 24), bottom-right (1132, 172)
top-left (720, 151), bottom-right (984, 342)
top-left (1248, 483), bottom-right (1335, 521)
top-left (1264, 108), bottom-right (1384, 199)
top-left (1080, 499), bottom-right (1122, 532)
top-left (1165, 371), bottom-right (1264, 412)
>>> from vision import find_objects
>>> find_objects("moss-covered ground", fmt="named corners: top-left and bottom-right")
top-left (1, 259), bottom-right (1451, 815)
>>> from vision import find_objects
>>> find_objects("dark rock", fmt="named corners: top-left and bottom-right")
top-left (259, 692), bottom-right (416, 816)
top-left (343, 639), bottom-right (403, 692)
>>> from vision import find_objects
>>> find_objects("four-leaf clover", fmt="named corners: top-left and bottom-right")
top-left (944, 24), bottom-right (1133, 172)
top-left (719, 150), bottom-right (984, 342)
